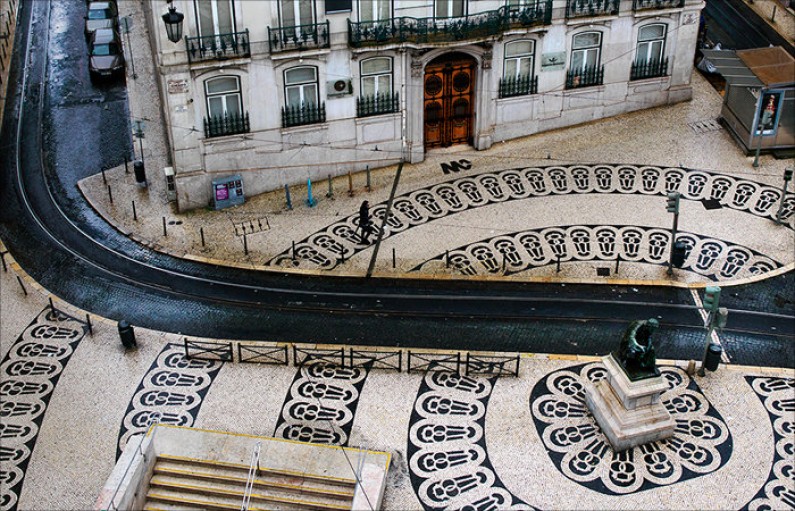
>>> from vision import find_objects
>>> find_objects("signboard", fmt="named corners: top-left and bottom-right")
top-left (168, 79), bottom-right (189, 94)
top-left (541, 52), bottom-right (565, 71)
top-left (212, 175), bottom-right (245, 210)
top-left (751, 89), bottom-right (784, 137)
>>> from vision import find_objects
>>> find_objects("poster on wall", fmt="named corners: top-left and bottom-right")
top-left (752, 90), bottom-right (784, 137)
top-left (212, 175), bottom-right (245, 210)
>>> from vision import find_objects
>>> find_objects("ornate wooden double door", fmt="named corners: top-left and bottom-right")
top-left (424, 55), bottom-right (476, 149)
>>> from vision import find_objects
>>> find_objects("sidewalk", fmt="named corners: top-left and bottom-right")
top-left (78, 4), bottom-right (795, 287)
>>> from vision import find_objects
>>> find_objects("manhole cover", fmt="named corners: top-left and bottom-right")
top-left (688, 118), bottom-right (723, 134)
top-left (701, 199), bottom-right (723, 210)
top-left (596, 267), bottom-right (610, 277)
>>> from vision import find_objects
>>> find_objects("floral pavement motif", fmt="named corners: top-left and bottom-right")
top-left (530, 362), bottom-right (732, 495)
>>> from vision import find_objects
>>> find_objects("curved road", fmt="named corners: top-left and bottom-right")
top-left (1, 1), bottom-right (792, 366)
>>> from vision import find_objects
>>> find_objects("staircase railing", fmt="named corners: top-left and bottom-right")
top-left (106, 413), bottom-right (162, 511)
top-left (240, 441), bottom-right (262, 511)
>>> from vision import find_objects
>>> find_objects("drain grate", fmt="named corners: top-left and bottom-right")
top-left (701, 199), bottom-right (723, 210)
top-left (688, 118), bottom-right (723, 134)
top-left (596, 267), bottom-right (610, 277)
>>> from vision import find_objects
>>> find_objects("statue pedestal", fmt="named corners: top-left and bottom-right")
top-left (585, 354), bottom-right (674, 452)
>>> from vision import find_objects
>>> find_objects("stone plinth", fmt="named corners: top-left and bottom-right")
top-left (585, 354), bottom-right (674, 452)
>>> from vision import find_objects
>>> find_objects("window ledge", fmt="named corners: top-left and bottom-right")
top-left (565, 15), bottom-right (618, 26)
top-left (280, 122), bottom-right (329, 134)
top-left (188, 57), bottom-right (252, 71)
top-left (270, 48), bottom-right (330, 61)
top-left (633, 7), bottom-right (683, 17)
top-left (497, 93), bottom-right (539, 102)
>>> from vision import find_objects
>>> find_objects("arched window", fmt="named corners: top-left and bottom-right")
top-left (358, 57), bottom-right (398, 117)
top-left (632, 24), bottom-right (668, 79)
top-left (571, 32), bottom-right (601, 72)
top-left (205, 76), bottom-right (241, 119)
top-left (501, 40), bottom-right (537, 97)
top-left (284, 66), bottom-right (319, 107)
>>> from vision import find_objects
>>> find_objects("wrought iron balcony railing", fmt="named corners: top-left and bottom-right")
top-left (268, 20), bottom-right (330, 53)
top-left (348, 2), bottom-right (552, 48)
top-left (566, 65), bottom-right (604, 89)
top-left (282, 102), bottom-right (326, 128)
top-left (566, 0), bottom-right (620, 18)
top-left (185, 30), bottom-right (250, 64)
top-left (357, 92), bottom-right (400, 118)
top-left (631, 57), bottom-right (669, 80)
top-left (633, 0), bottom-right (684, 10)
top-left (204, 111), bottom-right (250, 138)
top-left (499, 74), bottom-right (538, 98)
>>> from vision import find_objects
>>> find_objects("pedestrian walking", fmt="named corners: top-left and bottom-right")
top-left (358, 200), bottom-right (372, 243)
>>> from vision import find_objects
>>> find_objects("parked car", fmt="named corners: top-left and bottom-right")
top-left (89, 27), bottom-right (125, 78)
top-left (85, 1), bottom-right (118, 39)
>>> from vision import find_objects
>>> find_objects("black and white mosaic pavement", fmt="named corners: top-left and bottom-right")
top-left (412, 225), bottom-right (782, 280)
top-left (266, 164), bottom-right (794, 272)
top-left (273, 362), bottom-right (371, 446)
top-left (116, 344), bottom-right (223, 459)
top-left (0, 308), bottom-right (87, 511)
top-left (530, 363), bottom-right (732, 495)
top-left (407, 370), bottom-right (533, 510)
top-left (743, 376), bottom-right (795, 510)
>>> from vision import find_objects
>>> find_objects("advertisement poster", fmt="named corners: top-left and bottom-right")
top-left (215, 184), bottom-right (229, 201)
top-left (752, 90), bottom-right (784, 137)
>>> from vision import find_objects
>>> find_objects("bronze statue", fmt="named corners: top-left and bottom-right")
top-left (612, 318), bottom-right (660, 381)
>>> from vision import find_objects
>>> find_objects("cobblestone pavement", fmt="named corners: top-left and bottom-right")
top-left (1, 265), bottom-right (793, 511)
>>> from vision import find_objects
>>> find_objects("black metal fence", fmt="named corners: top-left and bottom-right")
top-left (499, 74), bottom-right (538, 98)
top-left (293, 346), bottom-right (345, 367)
top-left (357, 92), bottom-right (400, 118)
top-left (566, 65), bottom-right (604, 89)
top-left (282, 102), bottom-right (326, 128)
top-left (633, 0), bottom-right (684, 10)
top-left (407, 351), bottom-right (461, 374)
top-left (566, 0), bottom-right (620, 18)
top-left (238, 344), bottom-right (289, 365)
top-left (630, 57), bottom-right (669, 81)
top-left (464, 353), bottom-right (520, 377)
top-left (204, 111), bottom-right (250, 138)
top-left (349, 349), bottom-right (402, 371)
top-left (184, 339), bottom-right (233, 361)
top-left (185, 29), bottom-right (250, 63)
top-left (268, 20), bottom-right (330, 53)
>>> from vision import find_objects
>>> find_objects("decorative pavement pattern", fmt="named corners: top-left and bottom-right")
top-left (0, 308), bottom-right (87, 511)
top-left (267, 164), bottom-right (795, 271)
top-left (273, 362), bottom-right (371, 447)
top-left (116, 343), bottom-right (224, 459)
top-left (412, 225), bottom-right (782, 280)
top-left (407, 370), bottom-right (533, 511)
top-left (743, 376), bottom-right (795, 510)
top-left (530, 362), bottom-right (732, 495)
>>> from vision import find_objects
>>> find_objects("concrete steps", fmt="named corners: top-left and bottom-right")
top-left (143, 455), bottom-right (356, 511)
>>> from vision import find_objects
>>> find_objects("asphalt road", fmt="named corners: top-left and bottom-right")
top-left (703, 0), bottom-right (795, 54)
top-left (0, 0), bottom-right (792, 367)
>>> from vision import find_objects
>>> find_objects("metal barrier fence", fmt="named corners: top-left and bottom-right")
top-left (293, 346), bottom-right (345, 367)
top-left (184, 339), bottom-right (233, 361)
top-left (182, 338), bottom-right (520, 376)
top-left (407, 351), bottom-right (461, 374)
top-left (349, 349), bottom-right (402, 372)
top-left (464, 353), bottom-right (520, 377)
top-left (238, 343), bottom-right (289, 365)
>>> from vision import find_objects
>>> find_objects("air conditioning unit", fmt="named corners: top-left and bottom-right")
top-left (326, 79), bottom-right (352, 97)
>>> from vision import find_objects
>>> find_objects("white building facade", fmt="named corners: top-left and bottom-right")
top-left (144, 0), bottom-right (705, 211)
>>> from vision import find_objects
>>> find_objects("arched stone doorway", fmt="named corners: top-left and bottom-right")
top-left (423, 52), bottom-right (476, 149)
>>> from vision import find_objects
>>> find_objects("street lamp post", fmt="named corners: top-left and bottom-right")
top-left (775, 167), bottom-right (793, 225)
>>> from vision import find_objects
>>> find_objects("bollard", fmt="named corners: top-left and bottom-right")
top-left (102, 168), bottom-right (107, 184)
top-left (556, 254), bottom-right (561, 273)
top-left (86, 314), bottom-right (93, 336)
top-left (162, 216), bottom-right (167, 237)
top-left (615, 254), bottom-right (621, 274)
top-left (0, 251), bottom-right (6, 272)
top-left (200, 227), bottom-right (205, 247)
top-left (124, 155), bottom-right (129, 174)
top-left (392, 247), bottom-right (396, 268)
top-left (771, 5), bottom-right (776, 22)
top-left (107, 185), bottom-right (113, 204)
top-left (49, 297), bottom-right (55, 313)
top-left (132, 200), bottom-right (137, 221)
top-left (445, 250), bottom-right (450, 268)
top-left (292, 240), bottom-right (296, 261)
top-left (117, 320), bottom-right (137, 349)
top-left (366, 165), bottom-right (371, 192)
top-left (307, 179), bottom-right (315, 207)
top-left (243, 234), bottom-right (248, 255)
top-left (285, 184), bottom-right (293, 210)
top-left (327, 174), bottom-right (333, 198)
top-left (16, 275), bottom-right (27, 296)
top-left (348, 171), bottom-right (354, 197)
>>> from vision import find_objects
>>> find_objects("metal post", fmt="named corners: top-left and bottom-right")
top-left (16, 275), bottom-right (27, 296)
top-left (326, 174), bottom-right (333, 198)
top-left (556, 254), bottom-right (561, 273)
top-left (392, 247), bottom-right (396, 268)
top-left (366, 165), bottom-right (371, 192)
top-left (292, 241), bottom-right (296, 261)
top-left (306, 179), bottom-right (315, 207)
top-left (348, 171), bottom-right (354, 197)
top-left (667, 211), bottom-right (679, 276)
top-left (49, 297), bottom-right (55, 313)
top-left (107, 185), bottom-right (113, 204)
top-left (86, 314), bottom-right (93, 336)
top-left (615, 254), bottom-right (620, 274)
top-left (445, 250), bottom-right (450, 268)
top-left (752, 89), bottom-right (766, 168)
top-left (775, 168), bottom-right (792, 225)
top-left (243, 234), bottom-right (248, 255)
top-left (101, 168), bottom-right (107, 184)
top-left (138, 137), bottom-right (145, 166)
top-left (0, 251), bottom-right (6, 272)
top-left (200, 227), bottom-right (205, 247)
top-left (285, 184), bottom-right (292, 210)
top-left (771, 5), bottom-right (776, 22)
top-left (162, 217), bottom-right (167, 237)
top-left (124, 155), bottom-right (129, 173)
top-left (132, 200), bottom-right (137, 221)
top-left (697, 313), bottom-right (716, 377)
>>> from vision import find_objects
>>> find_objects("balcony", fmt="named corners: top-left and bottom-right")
top-left (566, 65), bottom-right (604, 89)
top-left (499, 74), bottom-right (538, 98)
top-left (566, 0), bottom-right (619, 19)
top-left (185, 30), bottom-right (250, 64)
top-left (357, 92), bottom-right (400, 118)
top-left (268, 20), bottom-right (330, 53)
top-left (282, 102), bottom-right (326, 128)
top-left (203, 112), bottom-right (250, 138)
top-left (631, 57), bottom-right (669, 80)
top-left (348, 2), bottom-right (552, 49)
top-left (633, 0), bottom-right (684, 10)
